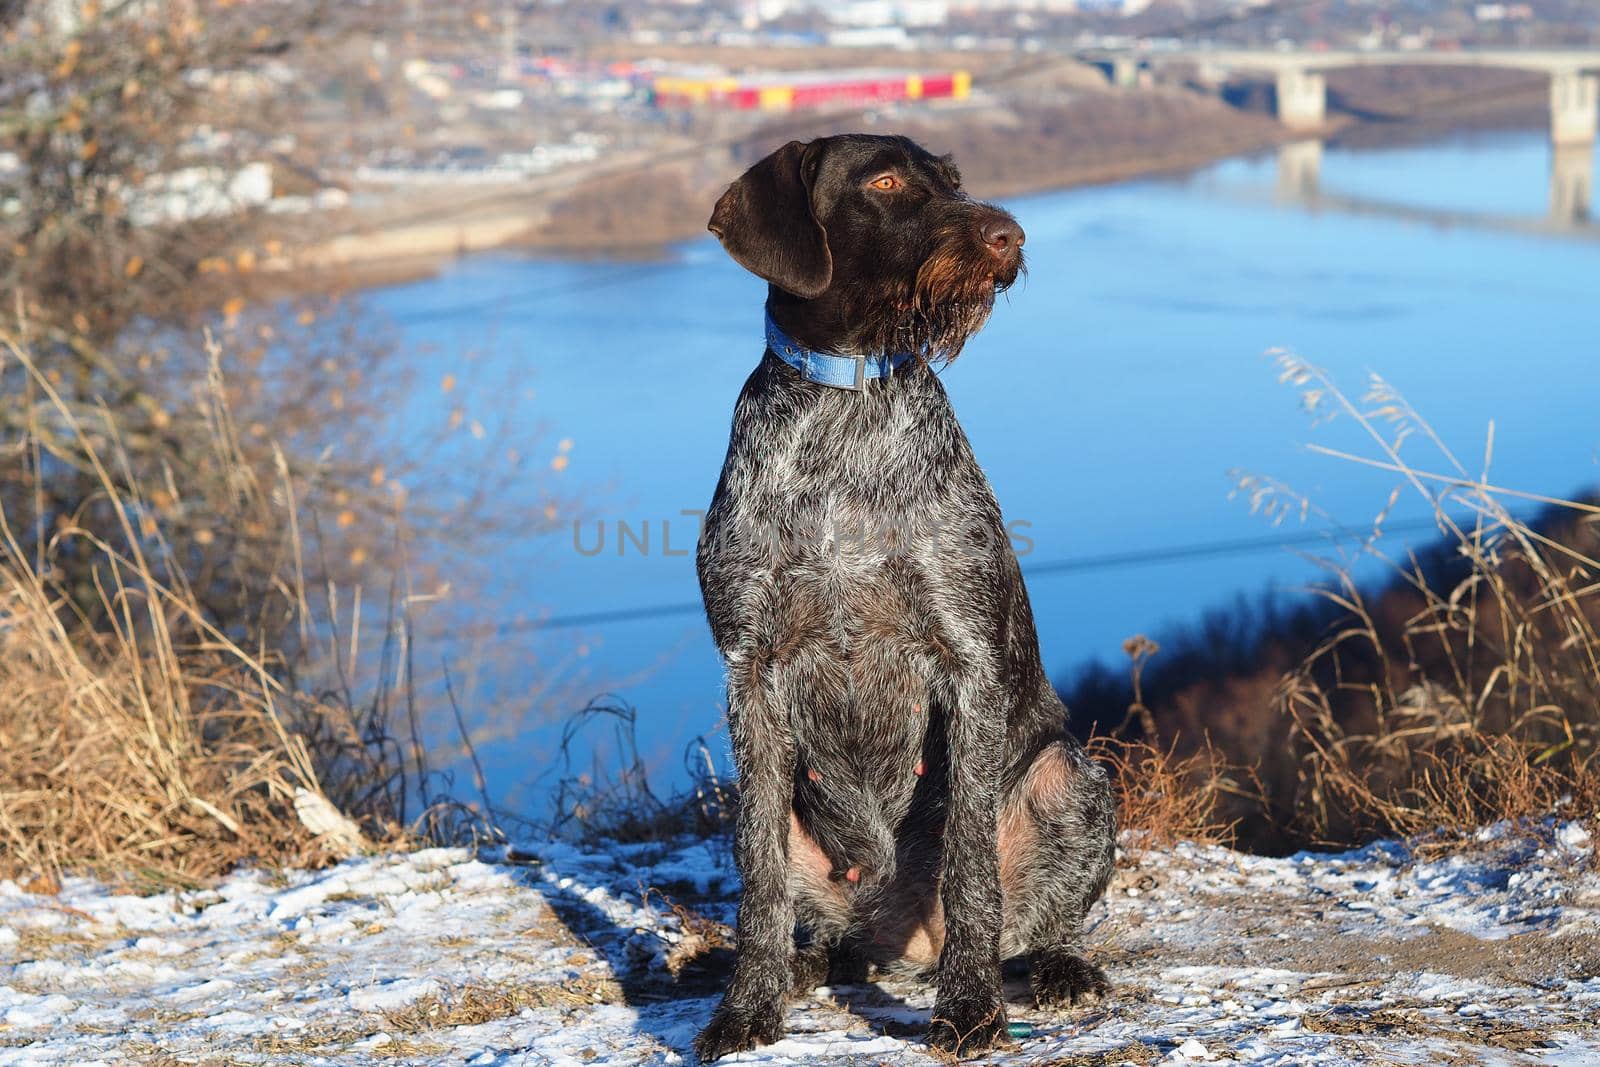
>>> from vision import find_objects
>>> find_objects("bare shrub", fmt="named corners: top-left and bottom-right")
top-left (0, 2), bottom-right (558, 631)
top-left (0, 1), bottom-right (334, 340)
top-left (0, 2), bottom-right (584, 888)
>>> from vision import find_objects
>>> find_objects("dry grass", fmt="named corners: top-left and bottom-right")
top-left (1072, 361), bottom-right (1600, 855)
top-left (0, 580), bottom-right (339, 885)
top-left (1035, 1046), bottom-right (1162, 1067)
top-left (380, 977), bottom-right (623, 1034)
top-left (1265, 356), bottom-right (1600, 848)
top-left (1089, 732), bottom-right (1249, 859)
top-left (1085, 635), bottom-right (1252, 858)
top-left (1302, 1004), bottom-right (1557, 1052)
top-left (8, 922), bottom-right (112, 965)
top-left (249, 1028), bottom-right (447, 1059)
top-left (0, 332), bottom-right (419, 887)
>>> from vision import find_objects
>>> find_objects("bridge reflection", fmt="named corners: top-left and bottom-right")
top-left (1552, 145), bottom-right (1595, 224)
top-left (1276, 139), bottom-right (1595, 231)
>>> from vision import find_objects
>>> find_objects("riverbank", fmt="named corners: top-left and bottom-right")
top-left (280, 80), bottom-right (1298, 289)
top-left (265, 53), bottom-right (1561, 295)
top-left (275, 61), bottom-right (1558, 293)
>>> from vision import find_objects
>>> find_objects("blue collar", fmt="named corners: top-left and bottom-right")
top-left (764, 311), bottom-right (918, 391)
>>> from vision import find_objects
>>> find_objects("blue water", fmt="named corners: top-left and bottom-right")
top-left (369, 131), bottom-right (1600, 812)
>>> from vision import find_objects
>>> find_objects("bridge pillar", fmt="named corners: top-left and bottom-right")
top-left (1277, 139), bottom-right (1323, 201)
top-left (1110, 56), bottom-right (1139, 89)
top-left (1273, 69), bottom-right (1324, 131)
top-left (1550, 72), bottom-right (1599, 147)
top-left (1276, 69), bottom-right (1327, 131)
top-left (1550, 144), bottom-right (1593, 225)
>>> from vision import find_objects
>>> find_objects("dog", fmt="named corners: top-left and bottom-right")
top-left (695, 134), bottom-right (1115, 1061)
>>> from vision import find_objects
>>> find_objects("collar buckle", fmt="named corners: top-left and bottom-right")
top-left (847, 354), bottom-right (867, 392)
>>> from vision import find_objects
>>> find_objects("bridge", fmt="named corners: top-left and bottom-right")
top-left (1091, 47), bottom-right (1599, 224)
top-left (1096, 48), bottom-right (1600, 145)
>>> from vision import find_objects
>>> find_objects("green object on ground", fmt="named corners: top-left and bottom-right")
top-left (1007, 1021), bottom-right (1034, 1039)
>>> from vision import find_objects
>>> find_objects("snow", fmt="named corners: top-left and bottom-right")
top-left (0, 825), bottom-right (1596, 1065)
top-left (346, 978), bottom-right (443, 1012)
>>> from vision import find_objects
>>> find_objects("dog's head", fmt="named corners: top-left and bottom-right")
top-left (708, 134), bottom-right (1023, 362)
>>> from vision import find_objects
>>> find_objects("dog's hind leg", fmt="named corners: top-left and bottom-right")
top-left (789, 938), bottom-right (830, 996)
top-left (997, 731), bottom-right (1116, 1009)
top-left (789, 934), bottom-right (870, 998)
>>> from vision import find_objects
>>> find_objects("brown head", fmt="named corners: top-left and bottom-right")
top-left (709, 134), bottom-right (1024, 363)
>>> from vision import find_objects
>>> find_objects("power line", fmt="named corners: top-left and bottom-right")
top-left (428, 514), bottom-right (1451, 640)
top-left (1022, 515), bottom-right (1443, 576)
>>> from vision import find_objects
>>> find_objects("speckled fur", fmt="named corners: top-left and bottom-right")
top-left (694, 135), bottom-right (1115, 1062)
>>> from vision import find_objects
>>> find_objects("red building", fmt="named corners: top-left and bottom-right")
top-left (651, 69), bottom-right (972, 111)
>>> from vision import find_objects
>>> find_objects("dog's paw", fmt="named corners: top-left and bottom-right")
top-left (1031, 952), bottom-right (1111, 1009)
top-left (927, 992), bottom-right (1010, 1057)
top-left (694, 1000), bottom-right (785, 1063)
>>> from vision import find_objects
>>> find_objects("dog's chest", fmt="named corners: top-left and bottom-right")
top-left (726, 378), bottom-right (964, 554)
top-left (713, 371), bottom-right (978, 705)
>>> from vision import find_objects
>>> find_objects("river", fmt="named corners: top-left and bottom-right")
top-left (367, 127), bottom-right (1600, 814)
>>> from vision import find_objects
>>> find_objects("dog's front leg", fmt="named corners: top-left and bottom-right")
top-left (694, 646), bottom-right (796, 1062)
top-left (928, 664), bottom-right (1011, 1056)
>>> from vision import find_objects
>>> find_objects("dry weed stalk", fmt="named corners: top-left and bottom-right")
top-left (548, 697), bottom-right (736, 843)
top-left (1267, 355), bottom-right (1600, 845)
top-left (642, 886), bottom-right (734, 975)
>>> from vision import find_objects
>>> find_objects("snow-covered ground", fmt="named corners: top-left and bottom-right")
top-left (2, 823), bottom-right (1597, 1066)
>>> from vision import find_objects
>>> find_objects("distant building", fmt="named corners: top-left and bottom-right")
top-left (651, 68), bottom-right (972, 111)
top-left (738, 0), bottom-right (803, 25)
top-left (945, 0), bottom-right (1152, 12)
top-left (824, 0), bottom-right (948, 27)
top-left (828, 26), bottom-right (914, 47)
top-left (1474, 3), bottom-right (1533, 21)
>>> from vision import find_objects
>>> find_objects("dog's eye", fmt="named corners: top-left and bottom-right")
top-left (867, 175), bottom-right (900, 192)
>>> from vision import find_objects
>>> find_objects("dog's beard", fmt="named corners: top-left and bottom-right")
top-left (850, 236), bottom-right (1021, 365)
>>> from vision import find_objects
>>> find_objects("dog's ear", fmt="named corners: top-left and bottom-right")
top-left (708, 140), bottom-right (832, 299)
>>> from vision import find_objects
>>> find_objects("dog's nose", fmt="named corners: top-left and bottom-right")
top-left (980, 216), bottom-right (1024, 258)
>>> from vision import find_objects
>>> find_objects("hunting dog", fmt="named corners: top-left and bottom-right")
top-left (695, 134), bottom-right (1115, 1061)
